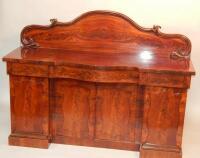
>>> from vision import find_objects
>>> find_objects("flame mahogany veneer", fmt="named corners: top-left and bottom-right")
top-left (3, 11), bottom-right (195, 158)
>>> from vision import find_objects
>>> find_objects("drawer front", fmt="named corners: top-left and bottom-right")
top-left (49, 66), bottom-right (139, 83)
top-left (7, 63), bottom-right (48, 77)
top-left (139, 72), bottom-right (191, 88)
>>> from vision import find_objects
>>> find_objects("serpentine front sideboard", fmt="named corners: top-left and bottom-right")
top-left (3, 11), bottom-right (195, 158)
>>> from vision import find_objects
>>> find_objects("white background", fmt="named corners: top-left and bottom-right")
top-left (0, 0), bottom-right (200, 158)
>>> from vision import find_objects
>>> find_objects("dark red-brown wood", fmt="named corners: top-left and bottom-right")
top-left (2, 10), bottom-right (195, 158)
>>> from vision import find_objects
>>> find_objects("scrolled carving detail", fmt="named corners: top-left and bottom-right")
top-left (152, 25), bottom-right (161, 34)
top-left (50, 18), bottom-right (58, 26)
top-left (21, 37), bottom-right (39, 48)
top-left (170, 49), bottom-right (190, 60)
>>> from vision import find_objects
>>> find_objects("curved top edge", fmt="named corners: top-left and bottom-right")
top-left (20, 10), bottom-right (192, 59)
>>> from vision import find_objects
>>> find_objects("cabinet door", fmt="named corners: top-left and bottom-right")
top-left (10, 75), bottom-right (49, 135)
top-left (95, 83), bottom-right (138, 143)
top-left (51, 79), bottom-right (141, 150)
top-left (142, 86), bottom-right (187, 147)
top-left (51, 79), bottom-right (96, 139)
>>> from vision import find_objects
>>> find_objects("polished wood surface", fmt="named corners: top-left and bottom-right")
top-left (4, 47), bottom-right (194, 74)
top-left (20, 11), bottom-right (191, 60)
top-left (2, 10), bottom-right (195, 158)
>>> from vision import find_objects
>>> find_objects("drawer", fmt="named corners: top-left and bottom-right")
top-left (139, 72), bottom-right (191, 88)
top-left (49, 66), bottom-right (139, 83)
top-left (7, 63), bottom-right (48, 77)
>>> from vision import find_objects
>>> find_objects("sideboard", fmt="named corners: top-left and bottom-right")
top-left (3, 10), bottom-right (195, 158)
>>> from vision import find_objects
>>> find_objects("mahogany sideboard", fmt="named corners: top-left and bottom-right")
top-left (3, 11), bottom-right (195, 158)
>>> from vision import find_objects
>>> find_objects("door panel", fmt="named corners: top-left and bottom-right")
top-left (52, 79), bottom-right (96, 139)
top-left (51, 79), bottom-right (140, 149)
top-left (10, 75), bottom-right (49, 135)
top-left (142, 86), bottom-right (187, 146)
top-left (95, 83), bottom-right (138, 142)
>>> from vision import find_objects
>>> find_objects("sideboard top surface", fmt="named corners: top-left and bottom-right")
top-left (3, 47), bottom-right (195, 75)
top-left (3, 10), bottom-right (195, 75)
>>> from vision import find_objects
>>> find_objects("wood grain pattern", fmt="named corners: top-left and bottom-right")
top-left (51, 79), bottom-right (95, 139)
top-left (52, 135), bottom-right (139, 151)
top-left (10, 75), bottom-right (49, 135)
top-left (142, 87), bottom-right (186, 146)
top-left (3, 47), bottom-right (195, 75)
top-left (95, 83), bottom-right (137, 142)
top-left (2, 10), bottom-right (195, 158)
top-left (9, 75), bottom-right (50, 148)
top-left (49, 65), bottom-right (139, 83)
top-left (50, 79), bottom-right (141, 150)
top-left (139, 72), bottom-right (191, 88)
top-left (20, 11), bottom-right (191, 59)
top-left (7, 62), bottom-right (48, 77)
top-left (9, 135), bottom-right (49, 149)
top-left (140, 148), bottom-right (181, 158)
top-left (140, 86), bottom-right (187, 158)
